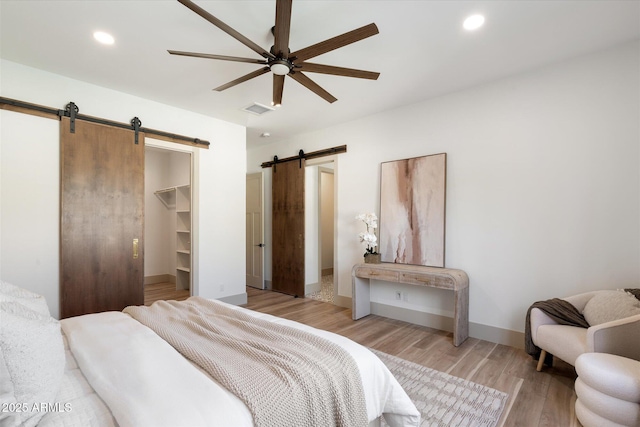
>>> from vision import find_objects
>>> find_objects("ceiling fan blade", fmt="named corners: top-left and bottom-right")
top-left (298, 62), bottom-right (379, 80)
top-left (273, 0), bottom-right (293, 58)
top-left (168, 50), bottom-right (268, 64)
top-left (177, 0), bottom-right (274, 60)
top-left (288, 71), bottom-right (337, 103)
top-left (273, 74), bottom-right (285, 106)
top-left (213, 67), bottom-right (270, 91)
top-left (289, 23), bottom-right (379, 63)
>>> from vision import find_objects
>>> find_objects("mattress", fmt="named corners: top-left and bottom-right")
top-left (43, 299), bottom-right (419, 427)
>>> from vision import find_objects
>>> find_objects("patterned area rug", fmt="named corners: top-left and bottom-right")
top-left (372, 349), bottom-right (509, 427)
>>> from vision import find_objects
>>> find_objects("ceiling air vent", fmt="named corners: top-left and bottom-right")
top-left (242, 103), bottom-right (275, 116)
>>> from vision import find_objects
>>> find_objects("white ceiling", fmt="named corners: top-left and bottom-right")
top-left (1, 1), bottom-right (639, 148)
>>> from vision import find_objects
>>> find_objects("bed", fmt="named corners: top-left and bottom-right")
top-left (0, 281), bottom-right (420, 427)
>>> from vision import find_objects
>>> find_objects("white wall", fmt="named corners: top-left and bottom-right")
top-left (305, 165), bottom-right (319, 286)
top-left (0, 60), bottom-right (247, 317)
top-left (169, 151), bottom-right (191, 187)
top-left (247, 41), bottom-right (640, 337)
top-left (0, 111), bottom-right (60, 317)
top-left (320, 169), bottom-right (335, 271)
top-left (145, 149), bottom-right (173, 277)
top-left (144, 149), bottom-right (191, 278)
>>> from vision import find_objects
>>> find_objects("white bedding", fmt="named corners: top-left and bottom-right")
top-left (56, 300), bottom-right (420, 427)
top-left (37, 335), bottom-right (117, 427)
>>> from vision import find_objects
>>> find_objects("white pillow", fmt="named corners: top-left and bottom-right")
top-left (0, 301), bottom-right (65, 427)
top-left (582, 290), bottom-right (640, 326)
top-left (0, 281), bottom-right (50, 317)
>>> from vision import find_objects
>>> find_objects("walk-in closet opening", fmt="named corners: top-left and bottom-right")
top-left (305, 160), bottom-right (335, 303)
top-left (144, 145), bottom-right (193, 305)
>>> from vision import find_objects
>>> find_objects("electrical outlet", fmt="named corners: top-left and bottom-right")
top-left (395, 291), bottom-right (401, 300)
top-left (402, 292), bottom-right (409, 302)
top-left (219, 283), bottom-right (225, 292)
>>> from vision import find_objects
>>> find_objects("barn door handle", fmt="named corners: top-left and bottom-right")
top-left (133, 238), bottom-right (139, 259)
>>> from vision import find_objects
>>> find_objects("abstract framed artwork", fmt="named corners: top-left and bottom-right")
top-left (379, 153), bottom-right (446, 267)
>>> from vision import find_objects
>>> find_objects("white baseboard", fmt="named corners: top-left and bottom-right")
top-left (144, 274), bottom-right (176, 285)
top-left (468, 322), bottom-right (525, 350)
top-left (333, 294), bottom-right (351, 309)
top-left (219, 292), bottom-right (247, 306)
top-left (250, 287), bottom-right (524, 348)
top-left (305, 282), bottom-right (321, 295)
top-left (370, 302), bottom-right (524, 349)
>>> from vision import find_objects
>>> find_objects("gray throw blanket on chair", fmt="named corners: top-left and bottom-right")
top-left (524, 298), bottom-right (589, 364)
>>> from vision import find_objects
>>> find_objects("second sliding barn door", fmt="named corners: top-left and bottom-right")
top-left (272, 159), bottom-right (305, 297)
top-left (60, 117), bottom-right (145, 318)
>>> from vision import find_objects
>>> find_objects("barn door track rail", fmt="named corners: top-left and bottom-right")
top-left (0, 96), bottom-right (210, 149)
top-left (262, 145), bottom-right (347, 169)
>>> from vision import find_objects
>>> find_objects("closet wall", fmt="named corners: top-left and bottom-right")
top-left (145, 147), bottom-right (191, 285)
top-left (320, 168), bottom-right (334, 276)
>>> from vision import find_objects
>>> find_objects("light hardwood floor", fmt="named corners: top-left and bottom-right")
top-left (244, 287), bottom-right (582, 427)
top-left (144, 282), bottom-right (190, 306)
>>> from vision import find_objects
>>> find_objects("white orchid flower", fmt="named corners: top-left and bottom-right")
top-left (357, 213), bottom-right (379, 254)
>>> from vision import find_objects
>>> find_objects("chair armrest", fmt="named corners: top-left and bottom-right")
top-left (587, 313), bottom-right (640, 361)
top-left (530, 307), bottom-right (559, 344)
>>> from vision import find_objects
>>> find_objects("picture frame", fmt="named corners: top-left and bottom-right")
top-left (379, 153), bottom-right (446, 267)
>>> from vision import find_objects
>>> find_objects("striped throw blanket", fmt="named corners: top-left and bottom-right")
top-left (124, 297), bottom-right (368, 427)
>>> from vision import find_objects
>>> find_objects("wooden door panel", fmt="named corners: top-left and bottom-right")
top-left (272, 160), bottom-right (305, 297)
top-left (60, 117), bottom-right (144, 318)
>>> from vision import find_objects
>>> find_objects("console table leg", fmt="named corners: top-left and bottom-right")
top-left (352, 276), bottom-right (371, 320)
top-left (453, 286), bottom-right (470, 346)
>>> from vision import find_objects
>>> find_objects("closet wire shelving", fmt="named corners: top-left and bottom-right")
top-left (154, 184), bottom-right (191, 291)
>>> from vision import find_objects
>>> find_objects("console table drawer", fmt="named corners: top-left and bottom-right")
top-left (353, 267), bottom-right (398, 282)
top-left (399, 272), bottom-right (455, 290)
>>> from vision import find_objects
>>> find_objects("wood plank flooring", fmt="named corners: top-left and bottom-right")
top-left (144, 282), bottom-right (190, 306)
top-left (244, 287), bottom-right (582, 427)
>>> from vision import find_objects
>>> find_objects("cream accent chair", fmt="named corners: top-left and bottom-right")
top-left (529, 290), bottom-right (640, 371)
top-left (575, 353), bottom-right (640, 427)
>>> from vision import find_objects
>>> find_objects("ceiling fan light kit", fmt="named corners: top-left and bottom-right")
top-left (170, 0), bottom-right (379, 106)
top-left (269, 59), bottom-right (292, 76)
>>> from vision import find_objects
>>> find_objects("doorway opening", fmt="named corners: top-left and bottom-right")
top-left (144, 144), bottom-right (193, 305)
top-left (246, 172), bottom-right (265, 289)
top-left (305, 160), bottom-right (335, 303)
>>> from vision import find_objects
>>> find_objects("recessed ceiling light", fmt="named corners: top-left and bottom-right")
top-left (93, 31), bottom-right (115, 45)
top-left (463, 15), bottom-right (485, 31)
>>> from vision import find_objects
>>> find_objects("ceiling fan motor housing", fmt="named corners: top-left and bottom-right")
top-left (269, 58), bottom-right (293, 75)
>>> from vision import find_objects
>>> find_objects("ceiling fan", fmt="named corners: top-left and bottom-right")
top-left (169, 0), bottom-right (380, 106)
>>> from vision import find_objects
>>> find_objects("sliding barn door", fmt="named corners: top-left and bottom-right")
top-left (272, 160), bottom-right (305, 297)
top-left (60, 117), bottom-right (145, 318)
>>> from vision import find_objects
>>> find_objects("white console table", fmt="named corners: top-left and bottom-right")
top-left (352, 263), bottom-right (469, 346)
